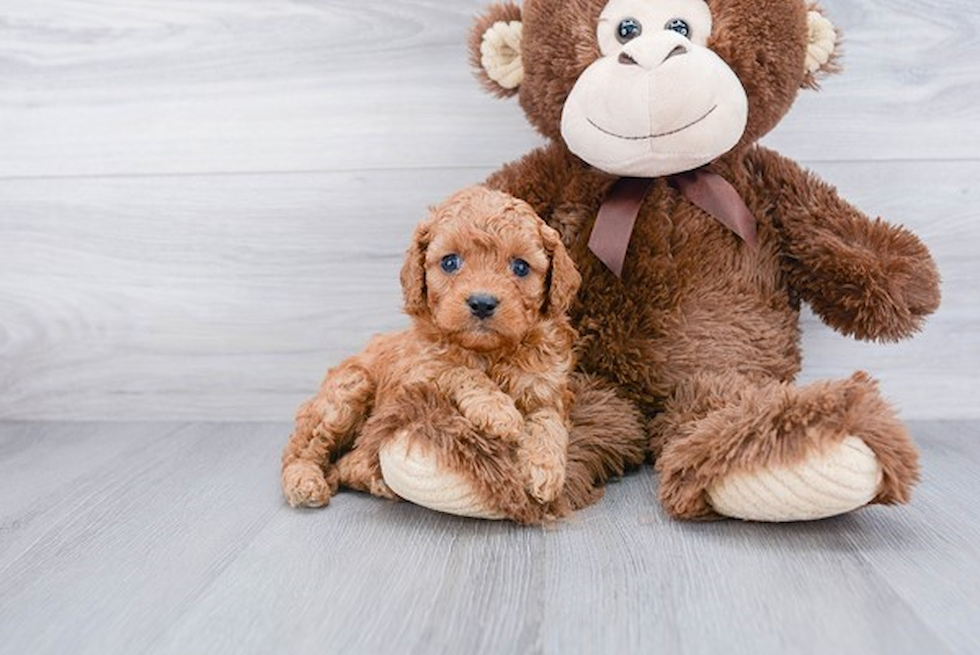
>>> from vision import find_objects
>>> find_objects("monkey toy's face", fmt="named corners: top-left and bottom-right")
top-left (472, 0), bottom-right (836, 178)
top-left (560, 0), bottom-right (748, 177)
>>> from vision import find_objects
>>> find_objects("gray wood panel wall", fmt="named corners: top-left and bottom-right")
top-left (1, 0), bottom-right (977, 421)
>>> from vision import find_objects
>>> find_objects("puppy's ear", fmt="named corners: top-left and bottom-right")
top-left (400, 217), bottom-right (432, 318)
top-left (539, 222), bottom-right (581, 318)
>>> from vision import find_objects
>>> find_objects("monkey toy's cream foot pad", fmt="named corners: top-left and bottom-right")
top-left (379, 432), bottom-right (505, 520)
top-left (706, 436), bottom-right (884, 522)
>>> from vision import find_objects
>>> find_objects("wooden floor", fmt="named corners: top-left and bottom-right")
top-left (0, 421), bottom-right (977, 655)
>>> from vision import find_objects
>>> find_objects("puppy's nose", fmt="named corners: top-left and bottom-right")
top-left (467, 293), bottom-right (499, 319)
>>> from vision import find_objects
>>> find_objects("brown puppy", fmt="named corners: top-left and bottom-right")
top-left (280, 186), bottom-right (582, 522)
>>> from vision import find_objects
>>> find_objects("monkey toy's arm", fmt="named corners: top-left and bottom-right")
top-left (746, 146), bottom-right (941, 341)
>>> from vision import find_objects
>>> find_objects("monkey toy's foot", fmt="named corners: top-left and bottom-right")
top-left (379, 432), bottom-right (507, 520)
top-left (655, 372), bottom-right (920, 522)
top-left (374, 375), bottom-right (647, 523)
top-left (705, 435), bottom-right (883, 522)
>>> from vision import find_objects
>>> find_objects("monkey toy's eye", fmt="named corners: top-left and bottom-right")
top-left (510, 259), bottom-right (531, 278)
top-left (616, 18), bottom-right (642, 44)
top-left (440, 254), bottom-right (462, 274)
top-left (665, 18), bottom-right (691, 38)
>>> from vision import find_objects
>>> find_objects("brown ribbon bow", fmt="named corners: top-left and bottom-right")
top-left (587, 169), bottom-right (758, 278)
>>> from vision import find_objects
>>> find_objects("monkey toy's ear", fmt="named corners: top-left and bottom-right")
top-left (803, 6), bottom-right (841, 89)
top-left (470, 3), bottom-right (524, 98)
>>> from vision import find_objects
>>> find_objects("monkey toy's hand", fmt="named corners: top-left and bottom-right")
top-left (750, 147), bottom-right (941, 341)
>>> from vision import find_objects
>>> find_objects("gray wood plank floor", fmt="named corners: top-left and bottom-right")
top-left (0, 421), bottom-right (978, 655)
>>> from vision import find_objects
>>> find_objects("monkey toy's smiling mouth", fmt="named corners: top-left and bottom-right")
top-left (587, 105), bottom-right (717, 141)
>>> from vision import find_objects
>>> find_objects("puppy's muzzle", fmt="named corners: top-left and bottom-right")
top-left (467, 293), bottom-right (499, 319)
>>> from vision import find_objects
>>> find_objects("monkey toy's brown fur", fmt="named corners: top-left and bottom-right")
top-left (281, 186), bottom-right (646, 523)
top-left (462, 0), bottom-right (940, 519)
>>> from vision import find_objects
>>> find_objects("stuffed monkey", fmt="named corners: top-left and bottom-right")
top-left (382, 0), bottom-right (940, 522)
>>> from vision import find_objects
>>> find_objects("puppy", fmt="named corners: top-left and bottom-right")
top-left (280, 186), bottom-right (581, 522)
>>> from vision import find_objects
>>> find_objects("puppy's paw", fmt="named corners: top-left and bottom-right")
top-left (527, 461), bottom-right (565, 504)
top-left (368, 477), bottom-right (397, 500)
top-left (469, 398), bottom-right (525, 441)
top-left (335, 449), bottom-right (395, 499)
top-left (282, 460), bottom-right (338, 508)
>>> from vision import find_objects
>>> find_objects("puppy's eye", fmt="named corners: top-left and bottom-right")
top-left (440, 254), bottom-right (461, 274)
top-left (616, 18), bottom-right (642, 44)
top-left (665, 18), bottom-right (690, 38)
top-left (510, 259), bottom-right (531, 278)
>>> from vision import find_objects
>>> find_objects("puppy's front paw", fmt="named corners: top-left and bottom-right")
top-left (282, 460), bottom-right (338, 508)
top-left (469, 398), bottom-right (525, 441)
top-left (527, 461), bottom-right (565, 503)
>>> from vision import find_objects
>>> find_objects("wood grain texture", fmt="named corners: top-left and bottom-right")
top-left (1, 0), bottom-right (978, 420)
top-left (0, 421), bottom-right (977, 655)
top-left (0, 0), bottom-right (977, 178)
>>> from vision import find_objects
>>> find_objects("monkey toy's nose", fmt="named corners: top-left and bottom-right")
top-left (467, 293), bottom-right (499, 319)
top-left (620, 34), bottom-right (689, 69)
top-left (618, 52), bottom-right (639, 66)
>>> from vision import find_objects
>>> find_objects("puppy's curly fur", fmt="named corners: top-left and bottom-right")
top-left (281, 186), bottom-right (597, 522)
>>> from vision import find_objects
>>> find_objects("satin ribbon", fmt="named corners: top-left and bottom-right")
top-left (587, 169), bottom-right (758, 278)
